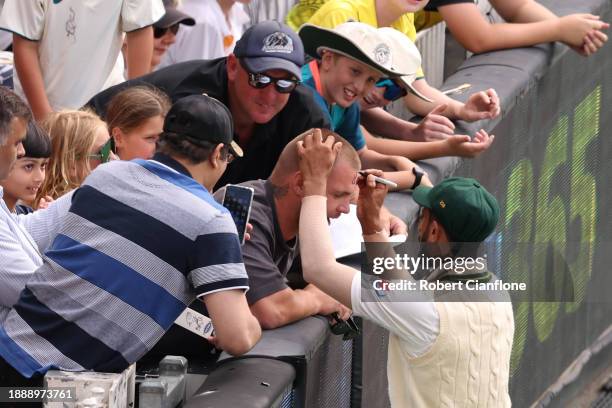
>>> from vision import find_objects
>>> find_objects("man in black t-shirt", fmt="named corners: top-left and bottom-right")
top-left (213, 129), bottom-right (359, 329)
top-left (87, 21), bottom-right (330, 188)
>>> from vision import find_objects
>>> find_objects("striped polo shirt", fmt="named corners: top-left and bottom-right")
top-left (0, 156), bottom-right (248, 377)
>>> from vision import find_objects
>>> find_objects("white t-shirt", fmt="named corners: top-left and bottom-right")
top-left (0, 0), bottom-right (9, 50)
top-left (350, 272), bottom-right (439, 358)
top-left (0, 0), bottom-right (164, 110)
top-left (159, 0), bottom-right (250, 68)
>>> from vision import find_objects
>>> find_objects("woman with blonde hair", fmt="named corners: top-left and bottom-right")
top-left (105, 85), bottom-right (171, 161)
top-left (35, 109), bottom-right (113, 207)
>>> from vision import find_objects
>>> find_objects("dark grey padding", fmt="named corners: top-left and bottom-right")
top-left (184, 358), bottom-right (295, 408)
top-left (217, 316), bottom-right (329, 362)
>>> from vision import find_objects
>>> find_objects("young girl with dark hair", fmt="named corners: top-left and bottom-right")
top-left (0, 121), bottom-right (51, 214)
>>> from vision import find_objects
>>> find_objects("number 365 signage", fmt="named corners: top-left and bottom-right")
top-left (500, 86), bottom-right (602, 373)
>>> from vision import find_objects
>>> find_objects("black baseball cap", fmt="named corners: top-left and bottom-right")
top-left (164, 95), bottom-right (243, 158)
top-left (234, 21), bottom-right (304, 80)
top-left (154, 0), bottom-right (195, 28)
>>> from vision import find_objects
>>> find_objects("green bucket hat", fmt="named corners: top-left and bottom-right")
top-left (412, 177), bottom-right (500, 242)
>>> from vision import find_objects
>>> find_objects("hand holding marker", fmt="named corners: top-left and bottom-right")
top-left (358, 170), bottom-right (398, 189)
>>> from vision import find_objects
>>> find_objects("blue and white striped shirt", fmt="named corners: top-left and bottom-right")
top-left (0, 157), bottom-right (248, 377)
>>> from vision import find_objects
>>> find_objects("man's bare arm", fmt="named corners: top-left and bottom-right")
top-left (203, 289), bottom-right (261, 355)
top-left (250, 285), bottom-right (349, 329)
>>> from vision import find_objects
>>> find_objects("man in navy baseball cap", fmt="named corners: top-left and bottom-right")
top-left (88, 20), bottom-right (331, 190)
top-left (234, 20), bottom-right (305, 80)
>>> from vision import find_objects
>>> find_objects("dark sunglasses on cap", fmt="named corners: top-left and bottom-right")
top-left (239, 60), bottom-right (299, 94)
top-left (375, 78), bottom-right (408, 102)
top-left (88, 138), bottom-right (115, 163)
top-left (154, 24), bottom-right (180, 39)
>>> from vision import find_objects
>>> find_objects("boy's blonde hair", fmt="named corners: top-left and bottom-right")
top-left (35, 109), bottom-right (106, 206)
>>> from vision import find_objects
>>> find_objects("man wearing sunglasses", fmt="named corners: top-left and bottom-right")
top-left (88, 20), bottom-right (330, 189)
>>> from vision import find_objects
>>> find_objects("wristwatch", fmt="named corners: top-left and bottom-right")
top-left (411, 166), bottom-right (425, 190)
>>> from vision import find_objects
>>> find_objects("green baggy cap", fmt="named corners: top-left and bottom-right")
top-left (412, 177), bottom-right (500, 242)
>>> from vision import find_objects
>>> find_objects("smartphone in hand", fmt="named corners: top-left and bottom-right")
top-left (222, 184), bottom-right (254, 245)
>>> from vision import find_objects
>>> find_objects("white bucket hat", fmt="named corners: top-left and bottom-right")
top-left (299, 21), bottom-right (412, 77)
top-left (377, 27), bottom-right (432, 102)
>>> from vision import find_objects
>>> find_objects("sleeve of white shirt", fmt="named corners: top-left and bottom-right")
top-left (0, 0), bottom-right (46, 40)
top-left (121, 0), bottom-right (165, 32)
top-left (17, 190), bottom-right (74, 253)
top-left (0, 212), bottom-right (39, 307)
top-left (350, 273), bottom-right (440, 358)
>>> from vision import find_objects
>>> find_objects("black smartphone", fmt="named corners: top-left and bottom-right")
top-left (222, 184), bottom-right (255, 245)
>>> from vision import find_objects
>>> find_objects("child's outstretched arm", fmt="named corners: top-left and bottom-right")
top-left (438, 0), bottom-right (608, 56)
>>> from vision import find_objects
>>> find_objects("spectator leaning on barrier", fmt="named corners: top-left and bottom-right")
top-left (357, 27), bottom-right (495, 161)
top-left (213, 129), bottom-right (359, 329)
top-left (298, 22), bottom-right (433, 191)
top-left (88, 21), bottom-right (331, 188)
top-left (416, 0), bottom-right (609, 56)
top-left (151, 0), bottom-right (195, 71)
top-left (0, 0), bottom-right (165, 121)
top-left (300, 22), bottom-right (494, 190)
top-left (296, 134), bottom-right (514, 407)
top-left (300, 0), bottom-right (502, 127)
top-left (159, 0), bottom-right (251, 68)
top-left (0, 95), bottom-right (261, 385)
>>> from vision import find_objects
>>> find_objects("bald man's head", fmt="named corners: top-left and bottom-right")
top-left (270, 128), bottom-right (361, 182)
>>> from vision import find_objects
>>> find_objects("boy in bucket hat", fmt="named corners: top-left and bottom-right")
top-left (296, 134), bottom-right (514, 407)
top-left (87, 21), bottom-right (331, 189)
top-left (297, 0), bottom-right (502, 127)
top-left (299, 21), bottom-right (432, 191)
top-left (356, 27), bottom-right (497, 164)
top-left (0, 94), bottom-right (261, 384)
top-left (299, 22), bottom-right (494, 190)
